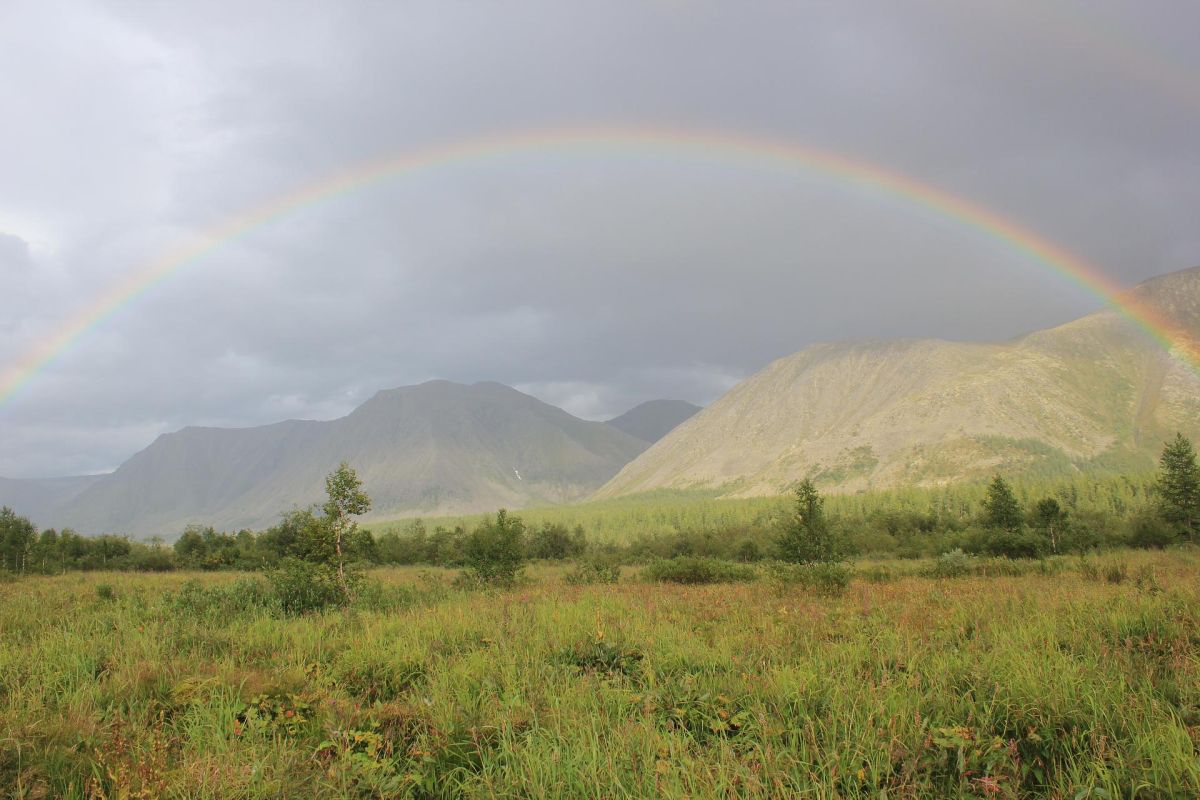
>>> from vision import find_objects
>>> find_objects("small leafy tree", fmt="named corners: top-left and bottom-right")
top-left (1032, 497), bottom-right (1069, 553)
top-left (463, 509), bottom-right (526, 586)
top-left (776, 480), bottom-right (839, 564)
top-left (0, 507), bottom-right (37, 574)
top-left (1157, 433), bottom-right (1200, 542)
top-left (982, 475), bottom-right (1023, 532)
top-left (265, 463), bottom-right (371, 613)
top-left (323, 462), bottom-right (372, 601)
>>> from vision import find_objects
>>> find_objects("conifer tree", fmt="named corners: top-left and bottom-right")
top-left (1157, 433), bottom-right (1200, 542)
top-left (982, 475), bottom-right (1023, 531)
top-left (776, 479), bottom-right (838, 563)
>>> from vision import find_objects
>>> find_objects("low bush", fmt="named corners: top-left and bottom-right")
top-left (641, 556), bottom-right (757, 585)
top-left (1127, 511), bottom-right (1177, 549)
top-left (965, 526), bottom-right (1049, 559)
top-left (267, 558), bottom-right (353, 615)
top-left (557, 634), bottom-right (643, 679)
top-left (564, 555), bottom-right (621, 585)
top-left (924, 548), bottom-right (973, 579)
top-left (768, 561), bottom-right (852, 597)
top-left (331, 650), bottom-right (427, 703)
top-left (95, 583), bottom-right (117, 601)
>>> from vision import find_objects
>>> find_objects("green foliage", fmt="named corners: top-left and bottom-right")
top-left (982, 474), bottom-right (1024, 531)
top-left (767, 561), bottom-right (852, 596)
top-left (95, 583), bottom-right (117, 601)
top-left (925, 548), bottom-right (973, 578)
top-left (331, 651), bottom-right (426, 703)
top-left (1032, 496), bottom-right (1070, 553)
top-left (563, 554), bottom-right (621, 585)
top-left (965, 524), bottom-right (1050, 559)
top-left (1127, 509), bottom-right (1176, 549)
top-left (775, 479), bottom-right (839, 563)
top-left (0, 506), bottom-right (36, 573)
top-left (646, 673), bottom-right (757, 744)
top-left (526, 522), bottom-right (587, 560)
top-left (558, 634), bottom-right (643, 678)
top-left (1157, 433), bottom-right (1200, 542)
top-left (267, 557), bottom-right (355, 615)
top-left (0, 469), bottom-right (1184, 584)
top-left (235, 691), bottom-right (314, 738)
top-left (323, 462), bottom-right (372, 601)
top-left (462, 509), bottom-right (526, 587)
top-left (641, 556), bottom-right (757, 584)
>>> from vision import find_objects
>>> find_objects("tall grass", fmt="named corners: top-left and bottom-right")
top-left (1, 551), bottom-right (1197, 797)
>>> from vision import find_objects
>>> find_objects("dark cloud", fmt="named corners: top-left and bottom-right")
top-left (1, 0), bottom-right (1198, 476)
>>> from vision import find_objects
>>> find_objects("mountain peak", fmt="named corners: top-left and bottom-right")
top-left (607, 399), bottom-right (702, 443)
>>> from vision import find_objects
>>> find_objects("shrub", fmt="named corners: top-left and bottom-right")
top-left (332, 650), bottom-right (427, 703)
top-left (733, 539), bottom-right (764, 563)
top-left (235, 691), bottom-right (313, 738)
top-left (1127, 511), bottom-right (1177, 549)
top-left (564, 555), bottom-right (621, 585)
top-left (924, 548), bottom-right (973, 578)
top-left (965, 526), bottom-right (1048, 559)
top-left (95, 583), bottom-right (117, 601)
top-left (558, 634), bottom-right (643, 679)
top-left (167, 577), bottom-right (276, 618)
top-left (526, 522), bottom-right (586, 560)
top-left (267, 558), bottom-right (354, 615)
top-left (768, 561), bottom-right (852, 597)
top-left (642, 556), bottom-right (757, 585)
top-left (463, 510), bottom-right (526, 587)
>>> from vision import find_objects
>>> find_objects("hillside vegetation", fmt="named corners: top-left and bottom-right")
top-left (599, 266), bottom-right (1200, 499)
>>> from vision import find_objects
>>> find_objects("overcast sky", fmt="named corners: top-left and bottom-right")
top-left (1, 0), bottom-right (1198, 477)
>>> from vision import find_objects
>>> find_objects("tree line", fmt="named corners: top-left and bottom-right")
top-left (2, 434), bottom-right (1197, 577)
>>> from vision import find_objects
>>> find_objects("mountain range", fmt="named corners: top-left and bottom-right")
top-left (597, 266), bottom-right (1200, 498)
top-left (3, 266), bottom-right (1197, 536)
top-left (1, 383), bottom-right (694, 535)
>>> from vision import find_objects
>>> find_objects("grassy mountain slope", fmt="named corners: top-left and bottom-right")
top-left (597, 266), bottom-right (1200, 499)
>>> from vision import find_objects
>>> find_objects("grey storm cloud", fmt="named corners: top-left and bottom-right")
top-left (1, 0), bottom-right (1198, 477)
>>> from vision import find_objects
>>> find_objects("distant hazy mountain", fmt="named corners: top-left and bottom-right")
top-left (0, 475), bottom-right (103, 529)
top-left (15, 381), bottom-right (647, 536)
top-left (606, 399), bottom-right (702, 443)
top-left (596, 266), bottom-right (1200, 499)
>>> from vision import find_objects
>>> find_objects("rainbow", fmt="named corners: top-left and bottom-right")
top-left (1, 126), bottom-right (1196, 407)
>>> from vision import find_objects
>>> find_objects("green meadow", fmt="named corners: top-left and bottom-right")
top-left (3, 549), bottom-right (1198, 798)
top-left (370, 472), bottom-right (1158, 545)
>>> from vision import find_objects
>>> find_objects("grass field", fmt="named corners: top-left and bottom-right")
top-left (2, 550), bottom-right (1198, 798)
